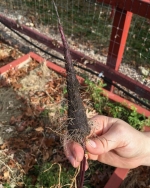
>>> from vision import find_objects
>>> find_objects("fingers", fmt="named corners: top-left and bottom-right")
top-left (88, 115), bottom-right (115, 136)
top-left (86, 124), bottom-right (127, 155)
top-left (86, 152), bottom-right (98, 161)
top-left (64, 141), bottom-right (84, 168)
top-left (64, 116), bottom-right (128, 167)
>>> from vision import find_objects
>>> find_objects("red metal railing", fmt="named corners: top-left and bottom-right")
top-left (97, 0), bottom-right (150, 18)
top-left (0, 0), bottom-right (150, 101)
top-left (0, 14), bottom-right (150, 101)
top-left (97, 0), bottom-right (150, 91)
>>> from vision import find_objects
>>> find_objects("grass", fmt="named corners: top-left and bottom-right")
top-left (23, 161), bottom-right (114, 188)
top-left (124, 15), bottom-right (150, 66)
top-left (24, 162), bottom-right (76, 187)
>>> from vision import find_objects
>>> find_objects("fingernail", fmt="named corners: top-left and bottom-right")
top-left (87, 139), bottom-right (97, 148)
top-left (68, 156), bottom-right (76, 167)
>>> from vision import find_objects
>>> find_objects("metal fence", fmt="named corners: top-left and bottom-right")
top-left (0, 0), bottom-right (149, 65)
top-left (0, 0), bottom-right (113, 62)
top-left (0, 0), bottom-right (150, 101)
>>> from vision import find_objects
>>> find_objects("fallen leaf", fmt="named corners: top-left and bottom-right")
top-left (44, 138), bottom-right (55, 147)
top-left (43, 151), bottom-right (50, 161)
top-left (0, 142), bottom-right (7, 150)
top-left (9, 49), bottom-right (16, 58)
top-left (23, 155), bottom-right (36, 173)
top-left (86, 109), bottom-right (98, 118)
top-left (35, 127), bottom-right (44, 132)
top-left (3, 171), bottom-right (9, 180)
top-left (7, 159), bottom-right (16, 168)
top-left (10, 116), bottom-right (16, 124)
top-left (12, 83), bottom-right (22, 90)
top-left (25, 106), bottom-right (33, 116)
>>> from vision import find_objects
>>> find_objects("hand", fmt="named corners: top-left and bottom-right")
top-left (64, 115), bottom-right (150, 169)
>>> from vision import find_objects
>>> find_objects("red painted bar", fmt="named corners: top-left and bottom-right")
top-left (109, 5), bottom-right (115, 19)
top-left (97, 0), bottom-right (150, 19)
top-left (1, 52), bottom-right (150, 117)
top-left (104, 168), bottom-right (129, 188)
top-left (6, 52), bottom-right (149, 117)
top-left (0, 54), bottom-right (31, 74)
top-left (101, 87), bottom-right (150, 117)
top-left (0, 14), bottom-right (150, 100)
top-left (143, 126), bottom-right (150, 132)
top-left (29, 52), bottom-right (85, 84)
top-left (106, 9), bottom-right (132, 71)
top-left (30, 52), bottom-right (150, 117)
top-left (106, 9), bottom-right (132, 91)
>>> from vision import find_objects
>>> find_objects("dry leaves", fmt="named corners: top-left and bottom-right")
top-left (3, 171), bottom-right (9, 180)
top-left (86, 109), bottom-right (97, 119)
top-left (35, 126), bottom-right (44, 132)
top-left (0, 54), bottom-right (114, 187)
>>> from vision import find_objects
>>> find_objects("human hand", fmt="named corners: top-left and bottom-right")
top-left (64, 115), bottom-right (150, 169)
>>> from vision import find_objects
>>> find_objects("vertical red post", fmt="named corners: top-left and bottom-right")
top-left (106, 8), bottom-right (132, 91)
top-left (104, 168), bottom-right (129, 188)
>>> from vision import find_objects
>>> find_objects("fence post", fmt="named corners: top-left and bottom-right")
top-left (106, 8), bottom-right (132, 91)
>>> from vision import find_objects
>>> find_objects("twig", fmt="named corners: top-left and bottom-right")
top-left (0, 158), bottom-right (13, 173)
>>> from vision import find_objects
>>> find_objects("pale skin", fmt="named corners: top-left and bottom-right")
top-left (65, 115), bottom-right (150, 170)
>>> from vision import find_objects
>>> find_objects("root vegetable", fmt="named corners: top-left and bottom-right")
top-left (53, 1), bottom-right (90, 144)
top-left (53, 1), bottom-right (91, 187)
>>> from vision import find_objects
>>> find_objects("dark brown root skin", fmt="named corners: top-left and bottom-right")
top-left (53, 1), bottom-right (90, 149)
top-left (67, 72), bottom-right (90, 141)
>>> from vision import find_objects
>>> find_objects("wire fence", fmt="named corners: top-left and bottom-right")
top-left (124, 14), bottom-right (150, 65)
top-left (0, 0), bottom-right (113, 63)
top-left (0, 0), bottom-right (150, 66)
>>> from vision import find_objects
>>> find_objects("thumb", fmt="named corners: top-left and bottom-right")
top-left (86, 126), bottom-right (125, 155)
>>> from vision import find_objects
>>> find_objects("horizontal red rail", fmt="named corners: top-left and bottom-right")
top-left (104, 168), bottom-right (129, 188)
top-left (97, 0), bottom-right (150, 19)
top-left (30, 52), bottom-right (150, 117)
top-left (0, 14), bottom-right (150, 101)
top-left (2, 52), bottom-right (149, 117)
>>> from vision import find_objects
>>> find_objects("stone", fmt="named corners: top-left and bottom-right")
top-left (0, 137), bottom-right (3, 145)
top-left (138, 66), bottom-right (149, 76)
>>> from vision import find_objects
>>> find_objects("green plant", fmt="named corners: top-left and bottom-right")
top-left (24, 162), bottom-right (76, 187)
top-left (63, 87), bottom-right (67, 95)
top-left (3, 184), bottom-right (11, 188)
top-left (85, 79), bottom-right (107, 114)
top-left (59, 105), bottom-right (67, 115)
top-left (128, 107), bottom-right (146, 130)
top-left (85, 79), bottom-right (150, 130)
top-left (39, 109), bottom-right (50, 117)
